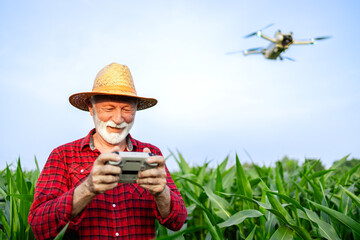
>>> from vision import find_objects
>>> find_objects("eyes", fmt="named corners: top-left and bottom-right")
top-left (103, 107), bottom-right (135, 113)
top-left (99, 104), bottom-right (136, 114)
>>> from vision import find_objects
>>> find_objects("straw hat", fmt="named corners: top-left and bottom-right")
top-left (69, 63), bottom-right (157, 111)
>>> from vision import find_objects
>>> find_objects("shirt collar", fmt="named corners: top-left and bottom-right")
top-left (80, 129), bottom-right (135, 152)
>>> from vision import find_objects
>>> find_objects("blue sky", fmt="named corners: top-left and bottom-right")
top-left (1, 0), bottom-right (359, 171)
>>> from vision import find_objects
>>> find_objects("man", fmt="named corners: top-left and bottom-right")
top-left (29, 63), bottom-right (187, 239)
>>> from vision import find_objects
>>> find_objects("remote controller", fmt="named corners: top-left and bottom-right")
top-left (107, 152), bottom-right (158, 183)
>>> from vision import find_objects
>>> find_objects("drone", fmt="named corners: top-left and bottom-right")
top-left (227, 24), bottom-right (331, 61)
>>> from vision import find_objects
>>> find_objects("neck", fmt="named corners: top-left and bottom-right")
top-left (93, 132), bottom-right (127, 153)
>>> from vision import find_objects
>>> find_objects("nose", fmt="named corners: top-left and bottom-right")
top-left (111, 109), bottom-right (124, 124)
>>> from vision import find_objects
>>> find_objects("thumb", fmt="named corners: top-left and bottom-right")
top-left (110, 146), bottom-right (121, 153)
top-left (143, 147), bottom-right (151, 153)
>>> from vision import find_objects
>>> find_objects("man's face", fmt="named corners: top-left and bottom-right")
top-left (88, 97), bottom-right (136, 145)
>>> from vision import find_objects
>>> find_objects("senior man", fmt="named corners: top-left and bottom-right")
top-left (29, 63), bottom-right (187, 239)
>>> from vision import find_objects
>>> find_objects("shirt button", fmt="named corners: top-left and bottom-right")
top-left (80, 169), bottom-right (84, 173)
top-left (112, 204), bottom-right (116, 208)
top-left (115, 232), bottom-right (119, 237)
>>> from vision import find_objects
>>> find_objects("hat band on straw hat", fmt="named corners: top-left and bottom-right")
top-left (93, 85), bottom-right (137, 96)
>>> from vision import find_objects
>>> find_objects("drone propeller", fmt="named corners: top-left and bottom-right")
top-left (279, 55), bottom-right (295, 61)
top-left (227, 47), bottom-right (263, 56)
top-left (313, 36), bottom-right (332, 41)
top-left (247, 47), bottom-right (263, 52)
top-left (226, 50), bottom-right (244, 55)
top-left (244, 23), bottom-right (274, 38)
top-left (284, 56), bottom-right (295, 61)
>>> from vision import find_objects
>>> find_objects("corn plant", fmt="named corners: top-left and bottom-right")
top-left (0, 158), bottom-right (68, 240)
top-left (1, 154), bottom-right (359, 239)
top-left (156, 152), bottom-right (360, 240)
top-left (0, 158), bottom-right (39, 240)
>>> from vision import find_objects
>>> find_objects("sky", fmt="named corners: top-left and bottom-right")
top-left (0, 0), bottom-right (359, 171)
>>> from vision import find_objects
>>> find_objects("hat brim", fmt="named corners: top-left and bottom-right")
top-left (69, 92), bottom-right (157, 111)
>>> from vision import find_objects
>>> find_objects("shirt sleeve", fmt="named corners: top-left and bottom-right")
top-left (28, 148), bottom-right (86, 240)
top-left (152, 166), bottom-right (188, 231)
top-left (144, 146), bottom-right (187, 231)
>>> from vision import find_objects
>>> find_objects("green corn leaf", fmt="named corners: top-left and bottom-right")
top-left (218, 155), bottom-right (229, 173)
top-left (7, 194), bottom-right (34, 202)
top-left (235, 154), bottom-right (253, 209)
top-left (253, 163), bottom-right (265, 177)
top-left (169, 150), bottom-right (191, 174)
top-left (339, 186), bottom-right (351, 215)
top-left (34, 156), bottom-right (40, 172)
top-left (217, 210), bottom-right (263, 228)
top-left (266, 191), bottom-right (295, 225)
top-left (155, 226), bottom-right (207, 240)
top-left (0, 187), bottom-right (6, 198)
top-left (155, 220), bottom-right (169, 237)
top-left (309, 169), bottom-right (335, 179)
top-left (175, 176), bottom-right (204, 190)
top-left (218, 192), bottom-right (271, 210)
top-left (325, 155), bottom-right (349, 181)
top-left (267, 191), bottom-right (305, 213)
top-left (182, 186), bottom-right (222, 238)
top-left (304, 208), bottom-right (340, 240)
top-left (15, 158), bottom-right (29, 195)
top-left (339, 163), bottom-right (360, 186)
top-left (299, 159), bottom-right (321, 187)
top-left (309, 200), bottom-right (360, 235)
top-left (269, 226), bottom-right (293, 240)
top-left (340, 186), bottom-right (360, 209)
top-left (186, 204), bottom-right (196, 216)
top-left (0, 210), bottom-right (10, 237)
top-left (249, 177), bottom-right (264, 188)
top-left (245, 226), bottom-right (256, 240)
top-left (215, 166), bottom-right (223, 193)
top-left (196, 165), bottom-right (208, 186)
top-left (202, 212), bottom-right (222, 240)
top-left (222, 166), bottom-right (236, 190)
top-left (203, 186), bottom-right (232, 220)
top-left (54, 222), bottom-right (70, 240)
top-left (290, 225), bottom-right (312, 240)
top-left (275, 165), bottom-right (286, 196)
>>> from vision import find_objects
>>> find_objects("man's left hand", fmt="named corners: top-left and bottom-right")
top-left (136, 148), bottom-right (167, 196)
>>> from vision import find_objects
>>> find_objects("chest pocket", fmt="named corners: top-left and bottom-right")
top-left (69, 163), bottom-right (92, 188)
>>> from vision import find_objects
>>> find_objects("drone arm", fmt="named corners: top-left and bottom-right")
top-left (258, 32), bottom-right (277, 43)
top-left (243, 48), bottom-right (264, 55)
top-left (292, 39), bottom-right (315, 45)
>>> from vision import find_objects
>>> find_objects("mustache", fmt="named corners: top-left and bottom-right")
top-left (105, 121), bottom-right (128, 128)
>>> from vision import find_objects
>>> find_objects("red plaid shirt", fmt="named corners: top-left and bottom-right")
top-left (29, 129), bottom-right (187, 240)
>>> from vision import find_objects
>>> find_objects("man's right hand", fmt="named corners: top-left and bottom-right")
top-left (85, 148), bottom-right (122, 195)
top-left (71, 147), bottom-right (121, 219)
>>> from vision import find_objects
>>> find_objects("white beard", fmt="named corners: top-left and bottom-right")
top-left (92, 111), bottom-right (134, 145)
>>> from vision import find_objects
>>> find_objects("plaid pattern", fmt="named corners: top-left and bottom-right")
top-left (29, 129), bottom-right (187, 240)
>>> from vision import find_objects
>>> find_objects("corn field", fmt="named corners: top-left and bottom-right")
top-left (1, 154), bottom-right (360, 239)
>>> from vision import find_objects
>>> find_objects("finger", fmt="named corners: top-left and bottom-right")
top-left (102, 165), bottom-right (122, 175)
top-left (137, 184), bottom-right (165, 195)
top-left (137, 176), bottom-right (166, 186)
top-left (94, 152), bottom-right (121, 166)
top-left (91, 182), bottom-right (119, 194)
top-left (138, 168), bottom-right (166, 179)
top-left (146, 155), bottom-right (165, 167)
top-left (92, 174), bottom-right (119, 184)
top-left (99, 174), bottom-right (119, 184)
top-left (90, 165), bottom-right (121, 180)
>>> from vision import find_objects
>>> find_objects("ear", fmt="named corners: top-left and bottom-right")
top-left (88, 102), bottom-right (94, 116)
